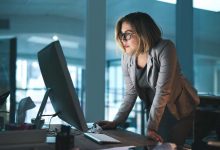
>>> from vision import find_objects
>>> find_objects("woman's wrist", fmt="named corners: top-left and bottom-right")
top-left (146, 128), bottom-right (157, 133)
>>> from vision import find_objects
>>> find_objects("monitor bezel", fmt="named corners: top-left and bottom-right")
top-left (37, 41), bottom-right (88, 132)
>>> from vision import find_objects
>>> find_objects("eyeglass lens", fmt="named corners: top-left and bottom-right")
top-left (120, 32), bottom-right (133, 41)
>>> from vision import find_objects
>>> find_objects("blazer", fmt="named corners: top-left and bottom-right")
top-left (114, 39), bottom-right (200, 131)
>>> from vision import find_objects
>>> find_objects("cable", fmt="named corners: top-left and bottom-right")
top-left (45, 111), bottom-right (82, 136)
top-left (42, 111), bottom-right (60, 117)
top-left (48, 112), bottom-right (60, 132)
top-left (52, 111), bottom-right (61, 117)
top-left (48, 115), bottom-right (53, 132)
top-left (43, 112), bottom-right (61, 136)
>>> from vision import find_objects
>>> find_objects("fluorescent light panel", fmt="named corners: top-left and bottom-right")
top-left (27, 36), bottom-right (79, 49)
top-left (193, 0), bottom-right (220, 12)
top-left (157, 0), bottom-right (220, 12)
top-left (157, 0), bottom-right (176, 4)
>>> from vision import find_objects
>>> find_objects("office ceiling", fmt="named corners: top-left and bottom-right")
top-left (0, 0), bottom-right (85, 19)
top-left (0, 0), bottom-right (220, 62)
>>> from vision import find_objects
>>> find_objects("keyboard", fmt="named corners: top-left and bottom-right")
top-left (84, 132), bottom-right (121, 144)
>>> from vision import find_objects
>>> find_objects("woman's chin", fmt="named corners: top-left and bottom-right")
top-left (125, 50), bottom-right (135, 55)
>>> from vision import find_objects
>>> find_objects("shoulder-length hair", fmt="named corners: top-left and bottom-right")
top-left (115, 12), bottom-right (162, 55)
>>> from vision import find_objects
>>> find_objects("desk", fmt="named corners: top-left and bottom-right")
top-left (45, 124), bottom-right (155, 149)
top-left (192, 96), bottom-right (220, 150)
top-left (0, 127), bottom-right (155, 150)
top-left (72, 129), bottom-right (155, 150)
top-left (0, 128), bottom-right (166, 150)
top-left (194, 96), bottom-right (220, 142)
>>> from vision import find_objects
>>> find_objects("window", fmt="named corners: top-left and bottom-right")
top-left (16, 58), bottom-right (84, 125)
top-left (193, 3), bottom-right (220, 95)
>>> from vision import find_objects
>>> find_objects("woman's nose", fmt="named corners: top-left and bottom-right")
top-left (121, 40), bottom-right (128, 45)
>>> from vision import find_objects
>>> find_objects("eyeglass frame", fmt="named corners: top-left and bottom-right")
top-left (119, 31), bottom-right (135, 42)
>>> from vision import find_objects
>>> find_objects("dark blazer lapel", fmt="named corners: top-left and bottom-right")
top-left (147, 54), bottom-right (153, 82)
top-left (129, 55), bottom-right (136, 86)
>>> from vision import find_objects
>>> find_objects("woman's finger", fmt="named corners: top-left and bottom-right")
top-left (96, 120), bottom-right (108, 126)
top-left (147, 130), bottom-right (163, 142)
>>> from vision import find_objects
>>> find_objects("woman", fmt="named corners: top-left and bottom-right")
top-left (97, 12), bottom-right (200, 147)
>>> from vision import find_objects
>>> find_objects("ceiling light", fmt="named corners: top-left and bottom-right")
top-left (28, 36), bottom-right (52, 44)
top-left (157, 0), bottom-right (220, 12)
top-left (28, 36), bottom-right (79, 49)
top-left (52, 35), bottom-right (59, 41)
top-left (193, 0), bottom-right (220, 12)
top-left (157, 0), bottom-right (176, 4)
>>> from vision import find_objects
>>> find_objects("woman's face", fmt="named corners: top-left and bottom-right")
top-left (120, 22), bottom-right (139, 55)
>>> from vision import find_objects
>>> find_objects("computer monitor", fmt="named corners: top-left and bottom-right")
top-left (37, 41), bottom-right (88, 132)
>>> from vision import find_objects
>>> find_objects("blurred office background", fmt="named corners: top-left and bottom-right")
top-left (0, 0), bottom-right (220, 134)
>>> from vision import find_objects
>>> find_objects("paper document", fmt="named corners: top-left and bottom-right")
top-left (102, 146), bottom-right (135, 150)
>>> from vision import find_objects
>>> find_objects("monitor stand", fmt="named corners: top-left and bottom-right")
top-left (34, 88), bottom-right (51, 129)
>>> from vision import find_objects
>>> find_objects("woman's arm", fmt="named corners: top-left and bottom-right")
top-left (97, 54), bottom-right (137, 129)
top-left (113, 54), bottom-right (137, 126)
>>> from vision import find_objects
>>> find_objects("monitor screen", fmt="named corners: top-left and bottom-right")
top-left (37, 41), bottom-right (88, 132)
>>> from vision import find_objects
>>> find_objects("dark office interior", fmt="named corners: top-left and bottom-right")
top-left (0, 0), bottom-right (220, 149)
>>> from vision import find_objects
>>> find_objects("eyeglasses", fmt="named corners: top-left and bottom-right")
top-left (119, 32), bottom-right (135, 42)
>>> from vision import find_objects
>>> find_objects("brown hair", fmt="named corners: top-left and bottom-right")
top-left (115, 12), bottom-right (162, 55)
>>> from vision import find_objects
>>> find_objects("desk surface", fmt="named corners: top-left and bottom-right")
top-left (73, 129), bottom-right (155, 150)
top-left (0, 128), bottom-right (156, 150)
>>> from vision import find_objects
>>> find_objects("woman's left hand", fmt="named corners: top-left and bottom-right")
top-left (95, 120), bottom-right (117, 129)
top-left (146, 129), bottom-right (163, 143)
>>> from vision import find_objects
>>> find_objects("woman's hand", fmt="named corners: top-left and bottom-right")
top-left (96, 120), bottom-right (117, 129)
top-left (146, 129), bottom-right (163, 143)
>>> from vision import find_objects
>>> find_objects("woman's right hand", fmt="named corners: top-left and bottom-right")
top-left (146, 129), bottom-right (163, 143)
top-left (96, 120), bottom-right (117, 130)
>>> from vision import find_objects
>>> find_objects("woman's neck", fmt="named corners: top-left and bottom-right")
top-left (136, 52), bottom-right (148, 69)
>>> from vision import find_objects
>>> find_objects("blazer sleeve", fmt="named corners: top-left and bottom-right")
top-left (147, 41), bottom-right (178, 131)
top-left (114, 54), bottom-right (137, 125)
